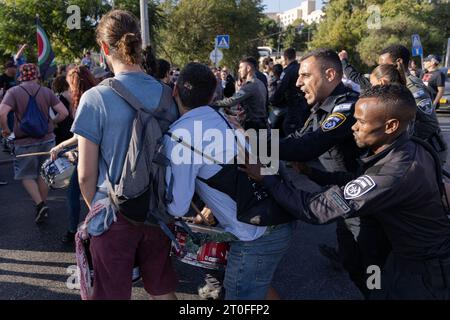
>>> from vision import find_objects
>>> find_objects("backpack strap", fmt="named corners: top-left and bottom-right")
top-left (19, 85), bottom-right (41, 98)
top-left (100, 78), bottom-right (147, 113)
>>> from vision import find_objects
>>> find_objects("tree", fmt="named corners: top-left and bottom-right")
top-left (0, 0), bottom-right (165, 65)
top-left (310, 0), bottom-right (450, 71)
top-left (158, 0), bottom-right (264, 68)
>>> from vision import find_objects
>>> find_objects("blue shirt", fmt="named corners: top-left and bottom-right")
top-left (163, 106), bottom-right (266, 241)
top-left (72, 71), bottom-right (178, 235)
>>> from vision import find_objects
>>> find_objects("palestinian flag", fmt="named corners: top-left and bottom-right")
top-left (36, 16), bottom-right (56, 80)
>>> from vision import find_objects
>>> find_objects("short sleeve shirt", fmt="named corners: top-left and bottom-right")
top-left (2, 81), bottom-right (59, 146)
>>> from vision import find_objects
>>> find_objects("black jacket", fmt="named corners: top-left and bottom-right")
top-left (270, 61), bottom-right (308, 126)
top-left (279, 82), bottom-right (361, 173)
top-left (212, 77), bottom-right (267, 123)
top-left (264, 133), bottom-right (450, 261)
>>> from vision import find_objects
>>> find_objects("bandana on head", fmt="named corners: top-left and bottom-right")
top-left (18, 64), bottom-right (39, 82)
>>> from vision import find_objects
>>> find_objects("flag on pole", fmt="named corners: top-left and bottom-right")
top-left (36, 15), bottom-right (56, 80)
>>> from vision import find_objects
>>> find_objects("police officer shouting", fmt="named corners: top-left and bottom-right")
top-left (245, 84), bottom-right (450, 300)
top-left (270, 48), bottom-right (309, 136)
top-left (212, 57), bottom-right (268, 130)
top-left (340, 45), bottom-right (447, 164)
top-left (277, 49), bottom-right (371, 296)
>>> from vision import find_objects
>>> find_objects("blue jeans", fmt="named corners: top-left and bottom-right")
top-left (224, 222), bottom-right (294, 300)
top-left (67, 167), bottom-right (81, 233)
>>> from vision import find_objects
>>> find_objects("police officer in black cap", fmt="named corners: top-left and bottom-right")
top-left (270, 48), bottom-right (309, 136)
top-left (245, 84), bottom-right (450, 300)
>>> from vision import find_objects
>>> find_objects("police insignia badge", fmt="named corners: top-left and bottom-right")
top-left (321, 113), bottom-right (347, 132)
top-left (344, 176), bottom-right (376, 200)
top-left (417, 99), bottom-right (434, 115)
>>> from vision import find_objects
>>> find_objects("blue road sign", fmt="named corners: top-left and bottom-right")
top-left (412, 34), bottom-right (423, 57)
top-left (216, 35), bottom-right (230, 49)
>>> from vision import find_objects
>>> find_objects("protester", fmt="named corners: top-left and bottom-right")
top-left (0, 63), bottom-right (68, 223)
top-left (72, 9), bottom-right (178, 300)
top-left (81, 51), bottom-right (93, 70)
top-left (50, 65), bottom-right (98, 243)
top-left (155, 59), bottom-right (172, 87)
top-left (422, 54), bottom-right (446, 109)
top-left (220, 67), bottom-right (235, 98)
top-left (212, 57), bottom-right (268, 130)
top-left (164, 62), bottom-right (294, 300)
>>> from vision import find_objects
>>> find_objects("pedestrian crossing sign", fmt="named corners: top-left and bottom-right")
top-left (216, 35), bottom-right (230, 49)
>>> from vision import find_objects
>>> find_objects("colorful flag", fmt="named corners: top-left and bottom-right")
top-left (36, 16), bottom-right (56, 80)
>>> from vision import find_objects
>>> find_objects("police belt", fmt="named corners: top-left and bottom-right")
top-left (391, 254), bottom-right (450, 288)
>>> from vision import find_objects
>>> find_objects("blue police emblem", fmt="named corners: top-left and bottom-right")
top-left (417, 99), bottom-right (433, 115)
top-left (321, 113), bottom-right (347, 132)
top-left (344, 176), bottom-right (376, 200)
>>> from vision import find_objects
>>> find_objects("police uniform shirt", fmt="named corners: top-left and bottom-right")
top-left (279, 82), bottom-right (361, 173)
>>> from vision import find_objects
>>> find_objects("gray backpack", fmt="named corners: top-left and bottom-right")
top-left (100, 78), bottom-right (177, 226)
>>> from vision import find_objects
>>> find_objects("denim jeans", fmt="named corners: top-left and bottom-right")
top-left (224, 222), bottom-right (294, 300)
top-left (67, 167), bottom-right (81, 233)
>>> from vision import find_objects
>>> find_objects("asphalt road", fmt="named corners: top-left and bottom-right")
top-left (1, 114), bottom-right (449, 300)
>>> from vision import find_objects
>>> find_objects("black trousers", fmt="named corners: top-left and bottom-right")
top-left (337, 217), bottom-right (391, 299)
top-left (370, 254), bottom-right (450, 300)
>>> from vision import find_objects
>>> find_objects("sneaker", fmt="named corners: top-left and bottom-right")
top-left (0, 180), bottom-right (7, 186)
top-left (318, 244), bottom-right (343, 271)
top-left (35, 203), bottom-right (49, 224)
top-left (61, 231), bottom-right (76, 244)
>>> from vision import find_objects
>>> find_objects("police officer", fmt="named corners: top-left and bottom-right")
top-left (340, 45), bottom-right (447, 164)
top-left (270, 48), bottom-right (309, 136)
top-left (212, 57), bottom-right (267, 130)
top-left (245, 84), bottom-right (450, 300)
top-left (277, 49), bottom-right (373, 296)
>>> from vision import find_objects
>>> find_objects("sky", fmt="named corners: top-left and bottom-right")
top-left (262, 0), bottom-right (323, 13)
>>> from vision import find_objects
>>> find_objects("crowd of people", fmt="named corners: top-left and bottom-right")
top-left (1, 8), bottom-right (450, 300)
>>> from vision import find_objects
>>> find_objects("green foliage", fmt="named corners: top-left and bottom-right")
top-left (158, 0), bottom-right (264, 68)
top-left (0, 0), bottom-right (164, 65)
top-left (311, 0), bottom-right (450, 71)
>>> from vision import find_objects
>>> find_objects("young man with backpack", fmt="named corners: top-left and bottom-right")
top-left (72, 10), bottom-right (179, 300)
top-left (0, 63), bottom-right (68, 223)
top-left (163, 62), bottom-right (295, 300)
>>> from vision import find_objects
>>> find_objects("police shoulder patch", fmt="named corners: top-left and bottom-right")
top-left (344, 175), bottom-right (376, 200)
top-left (321, 113), bottom-right (347, 132)
top-left (332, 103), bottom-right (353, 113)
top-left (417, 98), bottom-right (434, 115)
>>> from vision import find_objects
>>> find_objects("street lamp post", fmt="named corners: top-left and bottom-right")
top-left (140, 0), bottom-right (150, 48)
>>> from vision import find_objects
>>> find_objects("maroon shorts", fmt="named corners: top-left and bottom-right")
top-left (90, 213), bottom-right (178, 300)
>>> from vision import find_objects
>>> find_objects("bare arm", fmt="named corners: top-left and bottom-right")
top-left (435, 86), bottom-right (445, 106)
top-left (77, 136), bottom-right (99, 209)
top-left (0, 103), bottom-right (12, 136)
top-left (15, 44), bottom-right (27, 60)
top-left (51, 102), bottom-right (69, 124)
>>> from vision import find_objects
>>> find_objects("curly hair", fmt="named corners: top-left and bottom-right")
top-left (66, 65), bottom-right (98, 116)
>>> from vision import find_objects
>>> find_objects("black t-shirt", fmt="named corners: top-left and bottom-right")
top-left (0, 73), bottom-right (17, 93)
top-left (422, 69), bottom-right (446, 100)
